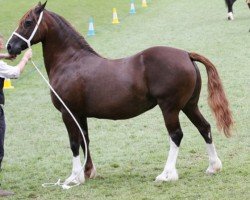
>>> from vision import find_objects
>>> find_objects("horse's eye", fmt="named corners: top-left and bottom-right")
top-left (24, 20), bottom-right (33, 28)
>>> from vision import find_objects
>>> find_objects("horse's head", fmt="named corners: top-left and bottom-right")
top-left (7, 1), bottom-right (47, 55)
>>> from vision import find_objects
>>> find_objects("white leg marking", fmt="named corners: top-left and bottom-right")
top-left (206, 143), bottom-right (222, 174)
top-left (155, 138), bottom-right (179, 182)
top-left (64, 156), bottom-right (85, 185)
top-left (228, 12), bottom-right (234, 20)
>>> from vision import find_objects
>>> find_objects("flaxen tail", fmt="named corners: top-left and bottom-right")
top-left (189, 52), bottom-right (233, 137)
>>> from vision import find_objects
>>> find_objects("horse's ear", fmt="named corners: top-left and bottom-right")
top-left (35, 1), bottom-right (47, 14)
top-left (41, 1), bottom-right (47, 9)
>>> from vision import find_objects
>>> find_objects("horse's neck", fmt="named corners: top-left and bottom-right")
top-left (42, 39), bottom-right (66, 76)
top-left (42, 33), bottom-right (73, 72)
top-left (41, 12), bottom-right (99, 75)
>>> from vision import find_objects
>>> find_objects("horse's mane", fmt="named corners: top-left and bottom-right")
top-left (48, 11), bottom-right (99, 56)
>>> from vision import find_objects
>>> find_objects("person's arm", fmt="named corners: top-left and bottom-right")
top-left (0, 53), bottom-right (11, 59)
top-left (16, 49), bottom-right (32, 74)
top-left (0, 49), bottom-right (32, 79)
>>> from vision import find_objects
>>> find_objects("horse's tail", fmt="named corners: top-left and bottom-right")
top-left (188, 52), bottom-right (233, 137)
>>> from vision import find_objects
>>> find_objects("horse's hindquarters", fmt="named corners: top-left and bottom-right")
top-left (143, 46), bottom-right (197, 110)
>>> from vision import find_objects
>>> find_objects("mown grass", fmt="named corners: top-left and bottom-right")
top-left (0, 0), bottom-right (249, 199)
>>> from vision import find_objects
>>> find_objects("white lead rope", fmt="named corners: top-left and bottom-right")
top-left (30, 59), bottom-right (88, 189)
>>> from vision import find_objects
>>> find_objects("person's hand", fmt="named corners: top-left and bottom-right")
top-left (23, 49), bottom-right (32, 61)
top-left (0, 53), bottom-right (16, 60)
top-left (5, 53), bottom-right (17, 61)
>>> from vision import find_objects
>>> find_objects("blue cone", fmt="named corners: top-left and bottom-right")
top-left (130, 0), bottom-right (136, 14)
top-left (87, 17), bottom-right (95, 36)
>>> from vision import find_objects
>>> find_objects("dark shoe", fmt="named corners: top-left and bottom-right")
top-left (0, 190), bottom-right (14, 197)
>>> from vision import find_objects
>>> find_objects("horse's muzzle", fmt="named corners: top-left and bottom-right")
top-left (7, 43), bottom-right (22, 56)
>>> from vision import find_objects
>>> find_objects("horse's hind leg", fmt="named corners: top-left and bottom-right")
top-left (183, 105), bottom-right (222, 174)
top-left (79, 117), bottom-right (97, 179)
top-left (62, 111), bottom-right (85, 185)
top-left (155, 104), bottom-right (183, 182)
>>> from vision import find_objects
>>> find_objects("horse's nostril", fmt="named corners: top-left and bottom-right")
top-left (7, 44), bottom-right (11, 51)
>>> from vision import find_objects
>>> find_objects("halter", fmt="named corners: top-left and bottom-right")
top-left (6, 11), bottom-right (44, 49)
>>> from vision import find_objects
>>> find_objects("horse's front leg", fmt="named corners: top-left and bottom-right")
top-left (79, 117), bottom-right (97, 179)
top-left (62, 111), bottom-right (85, 185)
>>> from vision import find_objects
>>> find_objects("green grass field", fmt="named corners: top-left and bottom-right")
top-left (0, 0), bottom-right (249, 199)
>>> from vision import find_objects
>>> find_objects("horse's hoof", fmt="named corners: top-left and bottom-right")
top-left (64, 170), bottom-right (85, 186)
top-left (227, 12), bottom-right (234, 20)
top-left (206, 158), bottom-right (222, 175)
top-left (77, 171), bottom-right (86, 183)
top-left (155, 169), bottom-right (178, 182)
top-left (85, 165), bottom-right (97, 179)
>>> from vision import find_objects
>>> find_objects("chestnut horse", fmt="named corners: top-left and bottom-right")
top-left (7, 2), bottom-right (233, 185)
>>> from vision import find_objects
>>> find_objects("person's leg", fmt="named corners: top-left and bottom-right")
top-left (0, 107), bottom-right (14, 197)
top-left (0, 106), bottom-right (6, 170)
